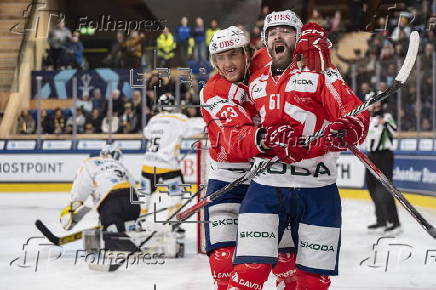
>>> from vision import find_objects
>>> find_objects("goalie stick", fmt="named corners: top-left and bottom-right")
top-left (35, 220), bottom-right (100, 246)
top-left (34, 207), bottom-right (169, 246)
top-left (175, 31), bottom-right (420, 222)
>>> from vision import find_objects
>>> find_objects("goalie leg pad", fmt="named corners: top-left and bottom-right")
top-left (295, 269), bottom-right (331, 290)
top-left (227, 263), bottom-right (272, 290)
top-left (272, 252), bottom-right (297, 290)
top-left (209, 246), bottom-right (235, 289)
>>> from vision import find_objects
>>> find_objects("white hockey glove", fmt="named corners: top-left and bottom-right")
top-left (60, 201), bottom-right (91, 230)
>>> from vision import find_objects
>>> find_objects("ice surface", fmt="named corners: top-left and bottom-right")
top-left (1, 192), bottom-right (436, 290)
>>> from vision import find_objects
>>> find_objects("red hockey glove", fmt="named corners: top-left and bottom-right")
top-left (263, 125), bottom-right (299, 149)
top-left (294, 23), bottom-right (333, 72)
top-left (262, 125), bottom-right (308, 163)
top-left (322, 116), bottom-right (365, 151)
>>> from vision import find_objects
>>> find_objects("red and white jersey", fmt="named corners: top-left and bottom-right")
top-left (199, 48), bottom-right (271, 183)
top-left (248, 63), bottom-right (369, 188)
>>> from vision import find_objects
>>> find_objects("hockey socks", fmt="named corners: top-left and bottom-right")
top-left (227, 263), bottom-right (272, 290)
top-left (209, 247), bottom-right (235, 289)
top-left (295, 269), bottom-right (331, 290)
top-left (272, 252), bottom-right (297, 290)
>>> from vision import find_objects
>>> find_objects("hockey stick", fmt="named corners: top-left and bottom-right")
top-left (304, 31), bottom-right (420, 146)
top-left (88, 184), bottom-right (205, 272)
top-left (35, 207), bottom-right (169, 246)
top-left (175, 31), bottom-right (420, 222)
top-left (175, 157), bottom-right (278, 221)
top-left (348, 145), bottom-right (436, 239)
top-left (35, 219), bottom-right (100, 246)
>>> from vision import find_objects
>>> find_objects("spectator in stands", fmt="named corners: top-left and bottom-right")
top-left (175, 16), bottom-right (192, 66)
top-left (422, 43), bottom-right (434, 72)
top-left (308, 9), bottom-right (327, 27)
top-left (120, 102), bottom-right (139, 133)
top-left (205, 19), bottom-right (220, 49)
top-left (66, 107), bottom-right (86, 133)
top-left (348, 0), bottom-right (365, 31)
top-left (48, 20), bottom-right (72, 70)
top-left (64, 31), bottom-right (85, 69)
top-left (65, 123), bottom-right (73, 134)
top-left (76, 92), bottom-right (93, 114)
top-left (91, 88), bottom-right (106, 113)
top-left (17, 110), bottom-right (35, 134)
top-left (53, 108), bottom-right (66, 134)
top-left (192, 17), bottom-right (206, 61)
top-left (110, 89), bottom-right (124, 115)
top-left (131, 90), bottom-right (150, 125)
top-left (84, 122), bottom-right (95, 134)
top-left (103, 31), bottom-right (126, 68)
top-left (101, 111), bottom-right (120, 133)
top-left (157, 27), bottom-right (177, 67)
top-left (41, 110), bottom-right (53, 134)
top-left (357, 82), bottom-right (373, 102)
top-left (256, 5), bottom-right (270, 28)
top-left (123, 31), bottom-right (143, 68)
top-left (250, 25), bottom-right (262, 49)
top-left (87, 109), bottom-right (103, 133)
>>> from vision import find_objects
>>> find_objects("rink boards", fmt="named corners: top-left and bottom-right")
top-left (0, 138), bottom-right (435, 207)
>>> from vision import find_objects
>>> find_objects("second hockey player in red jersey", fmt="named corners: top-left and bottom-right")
top-left (227, 10), bottom-right (370, 290)
top-left (200, 26), bottom-right (306, 290)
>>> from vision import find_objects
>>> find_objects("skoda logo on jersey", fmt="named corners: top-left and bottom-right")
top-left (240, 231), bottom-right (276, 239)
top-left (211, 218), bottom-right (238, 227)
top-left (300, 240), bottom-right (335, 252)
top-left (292, 79), bottom-right (314, 85)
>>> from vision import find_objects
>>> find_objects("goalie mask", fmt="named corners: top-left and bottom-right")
top-left (261, 10), bottom-right (303, 45)
top-left (100, 144), bottom-right (122, 161)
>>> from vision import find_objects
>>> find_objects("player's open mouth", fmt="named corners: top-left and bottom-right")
top-left (274, 44), bottom-right (286, 56)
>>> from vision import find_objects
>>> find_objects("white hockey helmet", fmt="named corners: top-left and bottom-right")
top-left (100, 144), bottom-right (122, 161)
top-left (209, 26), bottom-right (249, 55)
top-left (209, 26), bottom-right (250, 70)
top-left (261, 10), bottom-right (303, 46)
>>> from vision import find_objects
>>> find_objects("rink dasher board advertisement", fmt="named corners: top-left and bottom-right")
top-left (0, 153), bottom-right (200, 184)
top-left (1, 152), bottom-right (435, 196)
top-left (0, 152), bottom-right (364, 186)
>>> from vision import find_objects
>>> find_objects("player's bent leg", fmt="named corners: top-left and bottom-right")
top-left (209, 246), bottom-right (235, 290)
top-left (227, 264), bottom-right (272, 290)
top-left (295, 269), bottom-right (330, 290)
top-left (272, 252), bottom-right (297, 290)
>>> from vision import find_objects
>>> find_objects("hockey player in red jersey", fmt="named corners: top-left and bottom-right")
top-left (201, 26), bottom-right (306, 290)
top-left (227, 10), bottom-right (370, 290)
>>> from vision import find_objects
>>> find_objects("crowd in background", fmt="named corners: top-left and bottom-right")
top-left (341, 1), bottom-right (435, 132)
top-left (18, 1), bottom-right (435, 135)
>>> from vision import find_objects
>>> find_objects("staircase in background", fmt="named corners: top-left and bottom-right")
top-left (0, 0), bottom-right (30, 110)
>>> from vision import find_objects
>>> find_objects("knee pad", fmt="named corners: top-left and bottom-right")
top-left (295, 269), bottom-right (331, 290)
top-left (228, 263), bottom-right (272, 290)
top-left (209, 247), bottom-right (235, 288)
top-left (272, 252), bottom-right (297, 290)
